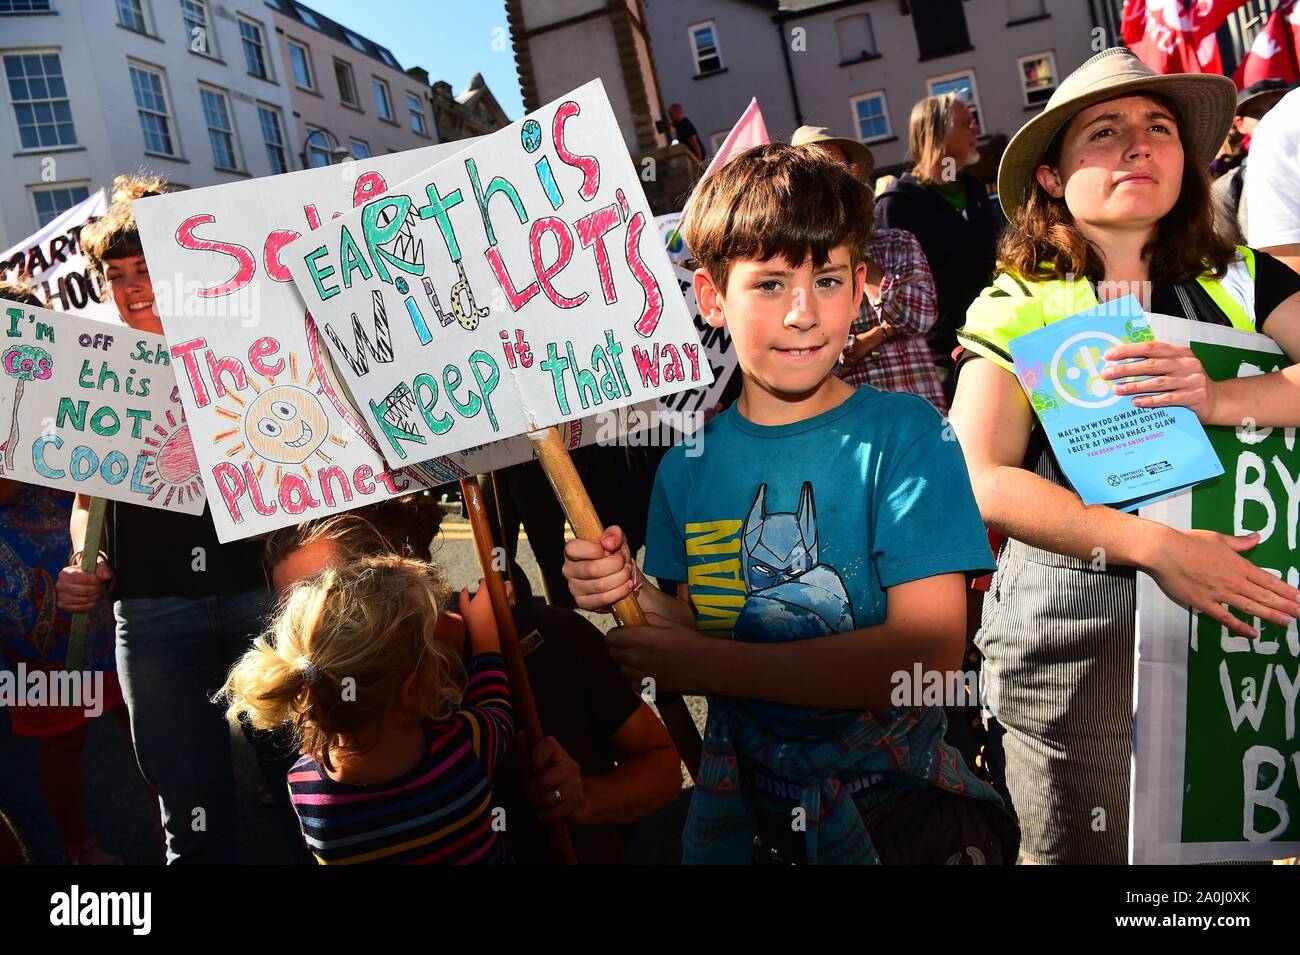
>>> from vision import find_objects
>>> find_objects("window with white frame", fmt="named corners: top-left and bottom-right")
top-left (129, 63), bottom-right (175, 155)
top-left (181, 0), bottom-right (215, 57)
top-left (5, 52), bottom-right (77, 150)
top-left (31, 183), bottom-right (89, 227)
top-left (374, 78), bottom-right (393, 121)
top-left (305, 126), bottom-right (331, 167)
top-left (335, 59), bottom-right (357, 106)
top-left (836, 14), bottom-right (877, 62)
top-left (200, 85), bottom-right (239, 170)
top-left (407, 92), bottom-right (427, 135)
top-left (350, 138), bottom-right (370, 159)
top-left (689, 21), bottom-right (723, 75)
top-left (850, 91), bottom-right (891, 142)
top-left (2, 1), bottom-right (54, 13)
top-left (344, 31), bottom-right (368, 54)
top-left (116, 0), bottom-right (148, 33)
top-left (296, 5), bottom-right (321, 29)
top-left (1018, 51), bottom-right (1057, 107)
top-left (258, 104), bottom-right (288, 174)
top-left (288, 40), bottom-right (313, 89)
top-left (239, 16), bottom-right (270, 81)
top-left (928, 69), bottom-right (982, 130)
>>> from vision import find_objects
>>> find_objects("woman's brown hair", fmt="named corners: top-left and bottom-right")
top-left (908, 92), bottom-right (965, 185)
top-left (81, 173), bottom-right (165, 277)
top-left (999, 93), bottom-right (1236, 284)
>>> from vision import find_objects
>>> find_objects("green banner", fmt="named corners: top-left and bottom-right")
top-left (1184, 340), bottom-right (1299, 844)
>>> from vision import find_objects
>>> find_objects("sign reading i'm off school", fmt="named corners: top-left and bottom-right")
top-left (285, 80), bottom-right (710, 470)
top-left (0, 300), bottom-right (203, 513)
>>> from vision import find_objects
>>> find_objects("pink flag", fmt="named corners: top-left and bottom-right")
top-left (669, 99), bottom-right (769, 251)
top-left (699, 98), bottom-right (769, 180)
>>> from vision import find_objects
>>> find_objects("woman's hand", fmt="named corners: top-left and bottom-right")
top-left (1144, 528), bottom-right (1300, 638)
top-left (1103, 342), bottom-right (1221, 422)
top-left (56, 558), bottom-right (113, 613)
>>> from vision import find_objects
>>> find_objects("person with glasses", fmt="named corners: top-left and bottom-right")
top-left (876, 94), bottom-right (1004, 404)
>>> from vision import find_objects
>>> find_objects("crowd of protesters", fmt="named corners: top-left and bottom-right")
top-left (3, 46), bottom-right (1300, 865)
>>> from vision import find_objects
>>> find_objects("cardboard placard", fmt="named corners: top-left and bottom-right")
top-left (0, 300), bottom-right (203, 512)
top-left (285, 80), bottom-right (710, 470)
top-left (1131, 314), bottom-right (1300, 864)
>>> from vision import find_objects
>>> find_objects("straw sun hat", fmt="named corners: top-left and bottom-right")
top-left (997, 47), bottom-right (1236, 223)
top-left (790, 125), bottom-right (875, 182)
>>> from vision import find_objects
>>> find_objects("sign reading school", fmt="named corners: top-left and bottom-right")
top-left (286, 80), bottom-right (709, 469)
top-left (0, 300), bottom-right (203, 513)
top-left (1131, 315), bottom-right (1300, 864)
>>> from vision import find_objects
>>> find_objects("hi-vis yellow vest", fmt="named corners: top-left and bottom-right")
top-left (956, 246), bottom-right (1257, 373)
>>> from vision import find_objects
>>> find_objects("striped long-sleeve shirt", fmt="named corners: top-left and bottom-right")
top-left (287, 652), bottom-right (514, 865)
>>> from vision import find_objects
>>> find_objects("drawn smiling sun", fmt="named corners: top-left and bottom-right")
top-left (245, 385), bottom-right (328, 465)
top-left (210, 351), bottom-right (349, 489)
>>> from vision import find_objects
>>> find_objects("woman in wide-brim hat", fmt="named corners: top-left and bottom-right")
top-left (948, 47), bottom-right (1300, 864)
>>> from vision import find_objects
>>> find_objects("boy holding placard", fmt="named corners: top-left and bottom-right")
top-left (564, 145), bottom-right (1012, 863)
top-left (55, 176), bottom-right (283, 864)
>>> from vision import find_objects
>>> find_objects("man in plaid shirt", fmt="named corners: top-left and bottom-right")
top-left (838, 228), bottom-right (947, 412)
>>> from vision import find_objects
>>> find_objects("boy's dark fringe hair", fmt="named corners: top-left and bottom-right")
top-left (682, 143), bottom-right (875, 291)
top-left (81, 172), bottom-right (167, 277)
top-left (999, 93), bottom-right (1236, 284)
top-left (0, 281), bottom-right (42, 308)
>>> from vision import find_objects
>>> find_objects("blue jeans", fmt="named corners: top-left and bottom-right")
top-left (114, 587), bottom-right (273, 864)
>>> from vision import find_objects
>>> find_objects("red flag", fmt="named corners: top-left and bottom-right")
top-left (1122, 0), bottom-right (1247, 73)
top-left (1234, 0), bottom-right (1300, 88)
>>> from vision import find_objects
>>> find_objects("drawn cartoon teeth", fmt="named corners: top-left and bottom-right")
top-left (285, 421), bottom-right (314, 449)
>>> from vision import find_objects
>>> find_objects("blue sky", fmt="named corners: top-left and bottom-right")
top-left (298, 0), bottom-right (525, 120)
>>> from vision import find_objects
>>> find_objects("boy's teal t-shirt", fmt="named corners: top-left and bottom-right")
top-left (644, 385), bottom-right (995, 727)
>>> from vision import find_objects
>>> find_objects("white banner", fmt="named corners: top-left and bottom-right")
top-left (0, 300), bottom-right (202, 512)
top-left (286, 80), bottom-right (710, 470)
top-left (657, 265), bottom-right (737, 419)
top-left (0, 190), bottom-right (117, 323)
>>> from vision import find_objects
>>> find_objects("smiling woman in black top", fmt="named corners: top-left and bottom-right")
top-left (55, 176), bottom-right (278, 865)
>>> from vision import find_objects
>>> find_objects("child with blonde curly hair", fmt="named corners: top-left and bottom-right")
top-left (220, 555), bottom-right (513, 865)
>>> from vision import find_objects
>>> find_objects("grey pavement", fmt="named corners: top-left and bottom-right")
top-left (0, 510), bottom-right (705, 865)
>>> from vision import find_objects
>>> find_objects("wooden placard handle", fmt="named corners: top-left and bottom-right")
top-left (460, 477), bottom-right (577, 866)
top-left (528, 427), bottom-right (703, 782)
top-left (66, 496), bottom-right (108, 672)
